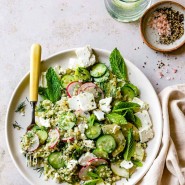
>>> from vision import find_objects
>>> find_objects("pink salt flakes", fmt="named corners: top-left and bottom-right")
top-left (173, 69), bottom-right (178, 73)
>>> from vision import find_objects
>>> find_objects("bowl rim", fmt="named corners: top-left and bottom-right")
top-left (140, 0), bottom-right (185, 52)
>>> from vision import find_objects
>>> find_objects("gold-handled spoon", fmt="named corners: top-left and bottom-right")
top-left (27, 44), bottom-right (42, 131)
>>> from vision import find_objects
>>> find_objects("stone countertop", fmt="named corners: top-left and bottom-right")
top-left (0, 0), bottom-right (185, 185)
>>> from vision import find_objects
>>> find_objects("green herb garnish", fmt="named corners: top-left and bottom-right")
top-left (113, 101), bottom-right (140, 112)
top-left (38, 67), bottom-right (62, 103)
top-left (33, 167), bottom-right (44, 177)
top-left (107, 112), bottom-right (127, 125)
top-left (13, 121), bottom-right (22, 130)
top-left (124, 129), bottom-right (135, 161)
top-left (15, 101), bottom-right (26, 113)
top-left (110, 48), bottom-right (127, 80)
top-left (132, 159), bottom-right (143, 167)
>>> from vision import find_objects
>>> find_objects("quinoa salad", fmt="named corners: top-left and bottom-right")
top-left (20, 46), bottom-right (154, 185)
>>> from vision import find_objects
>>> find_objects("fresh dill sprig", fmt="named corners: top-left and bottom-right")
top-left (13, 121), bottom-right (22, 130)
top-left (34, 167), bottom-right (44, 177)
top-left (15, 101), bottom-right (26, 113)
top-left (26, 97), bottom-right (32, 106)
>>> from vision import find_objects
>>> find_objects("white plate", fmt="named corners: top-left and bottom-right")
top-left (6, 48), bottom-right (162, 185)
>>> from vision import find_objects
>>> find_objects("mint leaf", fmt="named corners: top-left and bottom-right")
top-left (38, 87), bottom-right (49, 100)
top-left (132, 159), bottom-right (143, 167)
top-left (113, 101), bottom-right (140, 112)
top-left (124, 129), bottom-right (136, 161)
top-left (124, 109), bottom-right (135, 122)
top-left (107, 112), bottom-right (127, 125)
top-left (134, 115), bottom-right (142, 128)
top-left (110, 48), bottom-right (127, 80)
top-left (38, 67), bottom-right (62, 103)
top-left (46, 67), bottom-right (62, 102)
top-left (88, 114), bottom-right (96, 127)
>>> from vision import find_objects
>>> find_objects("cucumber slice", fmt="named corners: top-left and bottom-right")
top-left (90, 63), bottom-right (107, 77)
top-left (59, 112), bottom-right (76, 130)
top-left (96, 135), bottom-right (116, 153)
top-left (93, 148), bottom-right (109, 159)
top-left (111, 162), bottom-right (129, 178)
top-left (85, 123), bottom-right (101, 139)
top-left (122, 86), bottom-right (135, 100)
top-left (121, 123), bottom-right (140, 141)
top-left (94, 70), bottom-right (110, 82)
top-left (84, 179), bottom-right (100, 185)
top-left (125, 83), bottom-right (139, 96)
top-left (48, 152), bottom-right (65, 169)
top-left (61, 74), bottom-right (75, 88)
top-left (36, 130), bottom-right (48, 144)
top-left (75, 67), bottom-right (91, 82)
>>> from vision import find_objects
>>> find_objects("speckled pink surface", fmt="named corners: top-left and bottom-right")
top-left (1, 0), bottom-right (185, 185)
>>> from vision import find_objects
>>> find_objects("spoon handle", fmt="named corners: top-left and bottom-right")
top-left (30, 44), bottom-right (41, 102)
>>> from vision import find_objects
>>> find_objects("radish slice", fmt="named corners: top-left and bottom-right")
top-left (84, 86), bottom-right (104, 100)
top-left (66, 81), bottom-right (82, 97)
top-left (27, 133), bottom-right (40, 152)
top-left (79, 165), bottom-right (95, 180)
top-left (61, 137), bottom-right (74, 142)
top-left (47, 128), bottom-right (60, 149)
top-left (87, 158), bottom-right (108, 166)
top-left (78, 82), bottom-right (96, 94)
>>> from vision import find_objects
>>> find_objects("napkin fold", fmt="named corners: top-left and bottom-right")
top-left (138, 84), bottom-right (185, 185)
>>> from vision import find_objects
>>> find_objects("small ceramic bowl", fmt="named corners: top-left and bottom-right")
top-left (140, 1), bottom-right (185, 52)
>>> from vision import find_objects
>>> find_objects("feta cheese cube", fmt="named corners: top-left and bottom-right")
top-left (78, 92), bottom-right (97, 111)
top-left (75, 45), bottom-right (96, 67)
top-left (68, 58), bottom-right (79, 69)
top-left (135, 110), bottom-right (152, 128)
top-left (99, 97), bottom-right (112, 113)
top-left (93, 109), bottom-right (105, 121)
top-left (36, 117), bottom-right (50, 127)
top-left (132, 97), bottom-right (149, 110)
top-left (68, 96), bottom-right (81, 110)
top-left (139, 126), bottom-right (154, 143)
top-left (83, 140), bottom-right (95, 149)
top-left (68, 92), bottom-right (97, 112)
top-left (120, 160), bottom-right (133, 169)
top-left (78, 123), bottom-right (88, 134)
top-left (53, 65), bottom-right (66, 75)
top-left (67, 160), bottom-right (78, 171)
top-left (78, 152), bottom-right (96, 166)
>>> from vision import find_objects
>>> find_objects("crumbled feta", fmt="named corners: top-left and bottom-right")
top-left (40, 72), bottom-right (47, 88)
top-left (75, 45), bottom-right (96, 68)
top-left (78, 123), bottom-right (88, 134)
top-left (68, 58), bottom-right (80, 69)
top-left (68, 96), bottom-right (81, 110)
top-left (120, 160), bottom-right (133, 169)
top-left (68, 92), bottom-right (97, 112)
top-left (132, 97), bottom-right (149, 110)
top-left (93, 109), bottom-right (105, 121)
top-left (78, 92), bottom-right (97, 111)
top-left (135, 110), bottom-right (152, 128)
top-left (53, 65), bottom-right (66, 75)
top-left (135, 110), bottom-right (154, 142)
top-left (83, 140), bottom-right (95, 149)
top-left (99, 97), bottom-right (112, 113)
top-left (36, 117), bottom-right (50, 127)
top-left (78, 152), bottom-right (96, 166)
top-left (139, 126), bottom-right (154, 143)
top-left (67, 160), bottom-right (78, 171)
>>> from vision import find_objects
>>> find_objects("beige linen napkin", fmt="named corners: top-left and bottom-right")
top-left (138, 84), bottom-right (185, 185)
